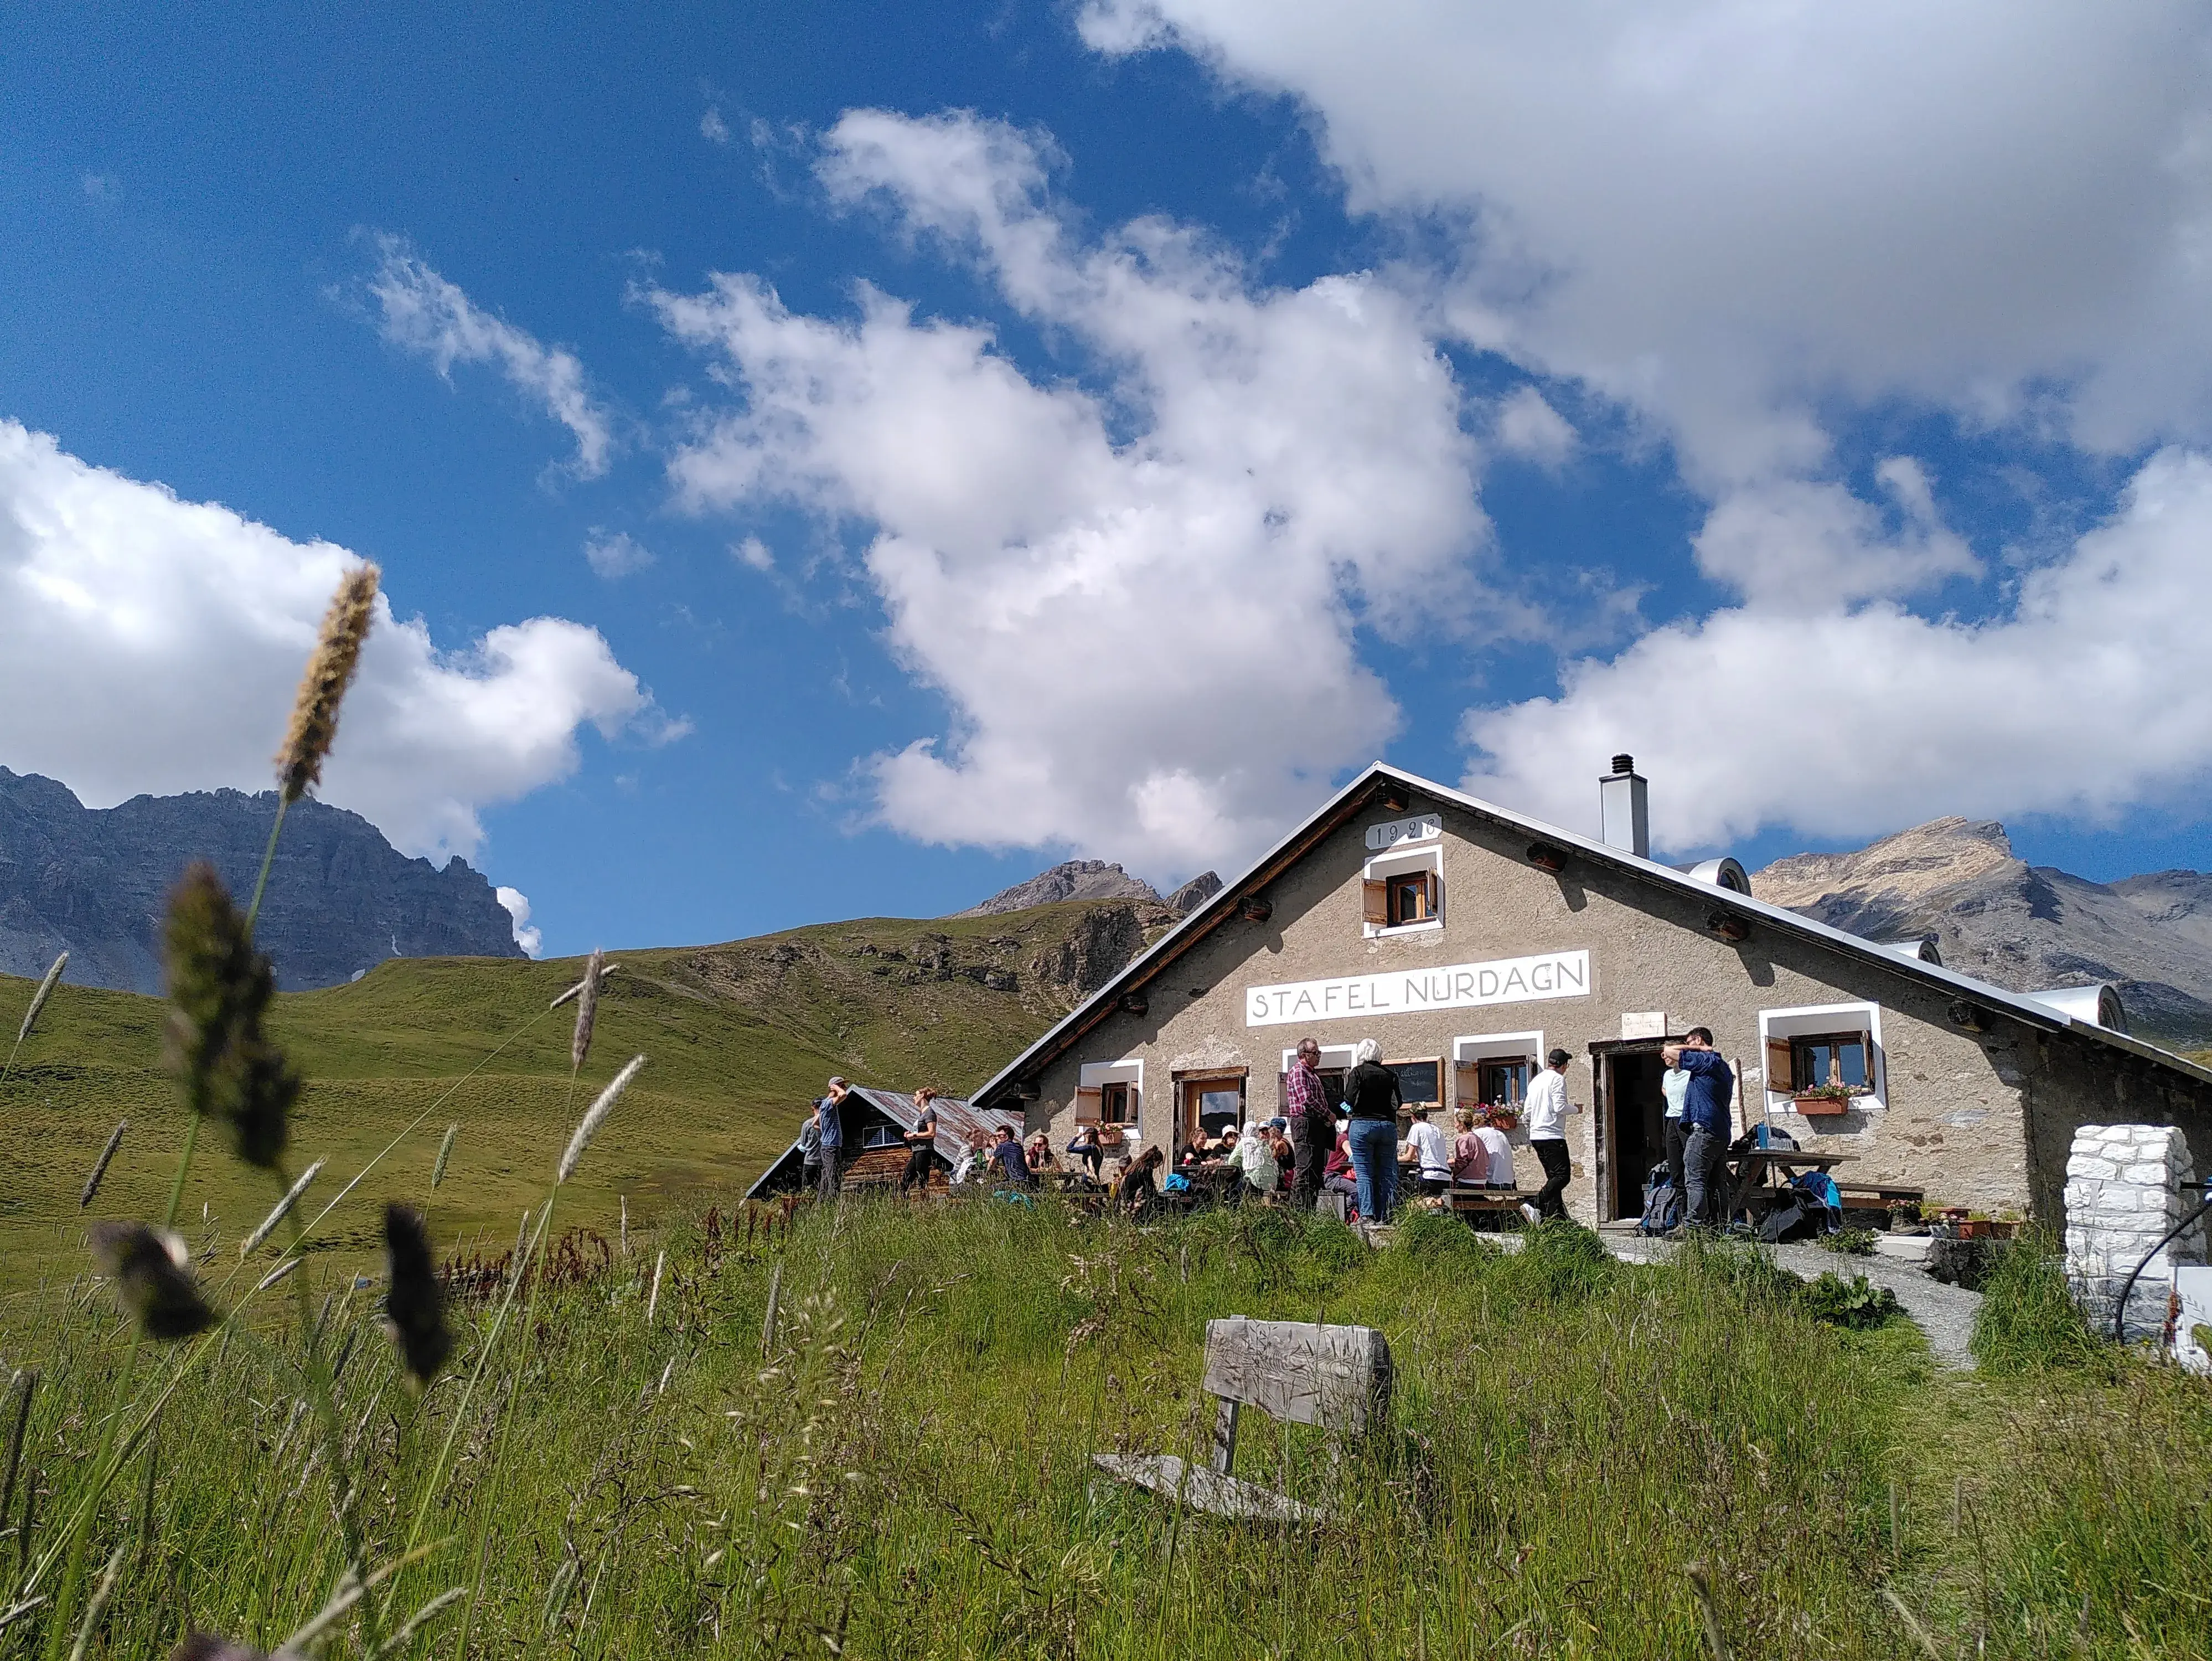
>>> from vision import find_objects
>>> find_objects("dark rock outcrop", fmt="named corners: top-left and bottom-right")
top-left (1165, 871), bottom-right (1223, 916)
top-left (1751, 817), bottom-right (2212, 1049)
top-left (0, 768), bottom-right (525, 993)
top-left (953, 859), bottom-right (1165, 917)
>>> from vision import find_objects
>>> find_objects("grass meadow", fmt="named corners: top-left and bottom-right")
top-left (1, 1191), bottom-right (2206, 1660)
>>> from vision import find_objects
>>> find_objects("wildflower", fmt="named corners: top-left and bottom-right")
top-left (381, 1203), bottom-right (451, 1387)
top-left (17, 951), bottom-right (65, 1045)
top-left (89, 1221), bottom-right (215, 1341)
top-left (431, 1122), bottom-right (458, 1189)
top-left (275, 563), bottom-right (379, 803)
top-left (79, 1119), bottom-right (128, 1209)
top-left (162, 864), bottom-right (297, 1169)
top-left (558, 1053), bottom-right (644, 1183)
top-left (240, 1160), bottom-right (323, 1257)
top-left (570, 947), bottom-right (604, 1070)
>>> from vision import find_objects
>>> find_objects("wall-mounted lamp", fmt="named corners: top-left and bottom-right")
top-left (1119, 992), bottom-right (1150, 1017)
top-left (1947, 1000), bottom-right (1988, 1034)
top-left (1526, 842), bottom-right (1568, 874)
top-left (1239, 897), bottom-right (1274, 923)
top-left (1706, 911), bottom-right (1751, 944)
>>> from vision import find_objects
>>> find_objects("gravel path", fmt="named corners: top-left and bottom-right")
top-left (1469, 1227), bottom-right (1984, 1367)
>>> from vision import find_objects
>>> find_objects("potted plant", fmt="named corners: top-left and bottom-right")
top-left (1790, 1082), bottom-right (1862, 1116)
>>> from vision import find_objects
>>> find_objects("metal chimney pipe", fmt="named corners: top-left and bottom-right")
top-left (1599, 754), bottom-right (1650, 858)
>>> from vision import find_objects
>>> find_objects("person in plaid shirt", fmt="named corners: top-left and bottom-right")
top-left (1285, 1036), bottom-right (1336, 1209)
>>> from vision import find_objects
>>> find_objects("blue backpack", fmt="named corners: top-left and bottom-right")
top-left (1637, 1162), bottom-right (1682, 1236)
top-left (1789, 1170), bottom-right (1844, 1234)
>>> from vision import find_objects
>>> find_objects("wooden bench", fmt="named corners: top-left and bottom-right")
top-left (1091, 1316), bottom-right (1392, 1522)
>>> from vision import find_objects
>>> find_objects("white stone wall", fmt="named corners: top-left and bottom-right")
top-left (2064, 1123), bottom-right (2205, 1343)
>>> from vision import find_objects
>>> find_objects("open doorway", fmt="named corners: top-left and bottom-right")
top-left (1592, 1040), bottom-right (1677, 1221)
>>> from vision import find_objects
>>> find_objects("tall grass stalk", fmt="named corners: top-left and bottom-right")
top-left (1, 953), bottom-right (66, 1085)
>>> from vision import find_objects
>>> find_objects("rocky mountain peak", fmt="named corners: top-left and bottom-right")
top-left (0, 767), bottom-right (526, 993)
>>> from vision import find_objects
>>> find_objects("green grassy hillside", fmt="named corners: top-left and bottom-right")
top-left (0, 899), bottom-right (1160, 1301)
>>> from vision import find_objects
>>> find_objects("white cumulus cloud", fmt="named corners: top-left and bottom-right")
top-left (1463, 447), bottom-right (2212, 850)
top-left (0, 421), bottom-right (671, 861)
top-left (649, 109), bottom-right (1492, 872)
top-left (495, 886), bottom-right (544, 956)
top-left (366, 234), bottom-right (616, 479)
top-left (1493, 385), bottom-right (1577, 469)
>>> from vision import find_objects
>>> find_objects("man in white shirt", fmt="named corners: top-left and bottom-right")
top-left (1474, 1112), bottom-right (1517, 1188)
top-left (1520, 1048), bottom-right (1575, 1224)
top-left (1404, 1108), bottom-right (1451, 1196)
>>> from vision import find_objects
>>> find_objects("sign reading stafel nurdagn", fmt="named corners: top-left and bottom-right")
top-left (1244, 950), bottom-right (1591, 1028)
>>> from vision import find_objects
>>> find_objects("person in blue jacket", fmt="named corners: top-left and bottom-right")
top-left (1660, 1029), bottom-right (1735, 1230)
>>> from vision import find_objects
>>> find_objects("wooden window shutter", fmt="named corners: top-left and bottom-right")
top-left (1425, 869), bottom-right (1442, 921)
top-left (1076, 1086), bottom-right (1103, 1124)
top-left (1764, 1036), bottom-right (1795, 1094)
top-left (1362, 879), bottom-right (1389, 925)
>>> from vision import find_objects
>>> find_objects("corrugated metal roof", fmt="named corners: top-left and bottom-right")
top-left (970, 759), bottom-right (2212, 1108)
top-left (743, 1087), bottom-right (1025, 1200)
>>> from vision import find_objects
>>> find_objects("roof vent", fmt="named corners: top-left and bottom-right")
top-left (2027, 984), bottom-right (2128, 1034)
top-left (1599, 755), bottom-right (1650, 859)
top-left (1686, 857), bottom-right (1748, 894)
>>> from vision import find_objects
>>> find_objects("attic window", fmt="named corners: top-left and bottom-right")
top-left (1362, 844), bottom-right (1444, 937)
top-left (860, 1124), bottom-right (902, 1151)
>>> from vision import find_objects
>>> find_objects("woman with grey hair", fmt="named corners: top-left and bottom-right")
top-left (1341, 1038), bottom-right (1402, 1222)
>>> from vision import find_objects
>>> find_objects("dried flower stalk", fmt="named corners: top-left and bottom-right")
top-left (79, 1120), bottom-right (128, 1209)
top-left (275, 564), bottom-right (379, 803)
top-left (559, 1054), bottom-right (645, 1183)
top-left (89, 1221), bottom-right (215, 1342)
top-left (163, 864), bottom-right (297, 1169)
top-left (17, 951), bottom-right (65, 1045)
top-left (381, 1203), bottom-right (452, 1387)
top-left (570, 947), bottom-right (604, 1070)
top-left (431, 1122), bottom-right (458, 1189)
top-left (240, 1160), bottom-right (323, 1258)
top-left (549, 961), bottom-right (619, 1009)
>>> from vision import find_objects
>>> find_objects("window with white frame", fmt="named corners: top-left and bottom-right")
top-left (1076, 1059), bottom-right (1143, 1137)
top-left (860, 1124), bottom-right (903, 1151)
top-left (1758, 1003), bottom-right (1886, 1110)
top-left (1453, 1031), bottom-right (1544, 1113)
top-left (1362, 843), bottom-right (1445, 936)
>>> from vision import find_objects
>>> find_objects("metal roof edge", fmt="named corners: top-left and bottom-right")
top-left (970, 760), bottom-right (2212, 1105)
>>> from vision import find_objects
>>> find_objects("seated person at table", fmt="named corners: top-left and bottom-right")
top-left (1025, 1132), bottom-right (1058, 1175)
top-left (1404, 1107), bottom-right (1452, 1196)
top-left (1232, 1123), bottom-right (1280, 1195)
top-left (1067, 1122), bottom-right (1104, 1180)
top-left (1475, 1111), bottom-right (1517, 1187)
top-left (1449, 1110), bottom-right (1488, 1186)
top-left (989, 1126), bottom-right (1036, 1189)
top-left (1117, 1145), bottom-right (1165, 1214)
top-left (1322, 1122), bottom-right (1358, 1203)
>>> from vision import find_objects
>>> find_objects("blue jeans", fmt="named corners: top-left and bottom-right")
top-left (1346, 1118), bottom-right (1397, 1221)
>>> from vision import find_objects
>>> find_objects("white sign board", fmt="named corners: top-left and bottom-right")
top-left (1245, 950), bottom-right (1591, 1028)
top-left (1364, 814), bottom-right (1442, 852)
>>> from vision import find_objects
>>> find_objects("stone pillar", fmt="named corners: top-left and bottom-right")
top-left (2064, 1123), bottom-right (2204, 1343)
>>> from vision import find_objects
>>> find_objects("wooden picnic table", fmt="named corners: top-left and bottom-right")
top-left (1722, 1148), bottom-right (1852, 1227)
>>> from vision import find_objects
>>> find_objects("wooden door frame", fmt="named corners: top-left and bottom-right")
top-left (1586, 1036), bottom-right (1684, 1223)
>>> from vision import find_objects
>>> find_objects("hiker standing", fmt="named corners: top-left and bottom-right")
top-left (798, 1105), bottom-right (824, 1194)
top-left (1662, 1028), bottom-right (1735, 1230)
top-left (1284, 1036), bottom-right (1336, 1210)
top-left (1342, 1039), bottom-right (1402, 1221)
top-left (1520, 1049), bottom-right (1575, 1224)
top-left (814, 1077), bottom-right (850, 1201)
top-left (898, 1086), bottom-right (940, 1195)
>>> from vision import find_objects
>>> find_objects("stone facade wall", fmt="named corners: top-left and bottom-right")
top-left (1012, 782), bottom-right (2163, 1223)
top-left (2064, 1123), bottom-right (2205, 1343)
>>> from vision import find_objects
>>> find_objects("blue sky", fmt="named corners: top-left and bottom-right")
top-left (4, 3), bottom-right (2211, 958)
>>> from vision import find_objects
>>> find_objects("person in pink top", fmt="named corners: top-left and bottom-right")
top-left (1449, 1109), bottom-right (1489, 1185)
